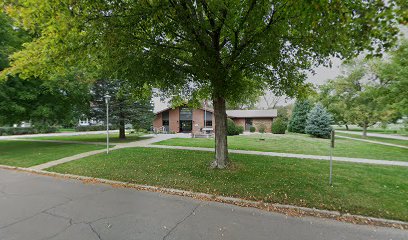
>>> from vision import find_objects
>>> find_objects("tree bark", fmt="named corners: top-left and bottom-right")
top-left (345, 124), bottom-right (349, 130)
top-left (212, 96), bottom-right (229, 168)
top-left (119, 119), bottom-right (126, 139)
top-left (362, 123), bottom-right (367, 137)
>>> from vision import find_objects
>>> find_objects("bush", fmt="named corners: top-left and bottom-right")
top-left (258, 124), bottom-right (266, 133)
top-left (75, 125), bottom-right (116, 132)
top-left (0, 126), bottom-right (58, 135)
top-left (227, 119), bottom-right (241, 136)
top-left (249, 126), bottom-right (256, 132)
top-left (237, 126), bottom-right (244, 134)
top-left (271, 118), bottom-right (287, 134)
top-left (305, 103), bottom-right (333, 138)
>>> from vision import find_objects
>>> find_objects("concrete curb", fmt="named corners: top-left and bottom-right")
top-left (0, 164), bottom-right (407, 230)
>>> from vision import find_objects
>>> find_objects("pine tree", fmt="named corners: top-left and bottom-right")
top-left (90, 79), bottom-right (154, 139)
top-left (288, 100), bottom-right (312, 133)
top-left (305, 103), bottom-right (333, 138)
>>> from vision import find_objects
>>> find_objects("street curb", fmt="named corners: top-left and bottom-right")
top-left (0, 164), bottom-right (407, 230)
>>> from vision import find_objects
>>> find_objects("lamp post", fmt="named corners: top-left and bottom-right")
top-left (104, 92), bottom-right (111, 154)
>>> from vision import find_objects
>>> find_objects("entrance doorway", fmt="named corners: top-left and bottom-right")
top-left (179, 107), bottom-right (193, 133)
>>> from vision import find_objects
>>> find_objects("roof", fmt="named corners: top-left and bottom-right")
top-left (226, 109), bottom-right (277, 118)
top-left (154, 106), bottom-right (213, 114)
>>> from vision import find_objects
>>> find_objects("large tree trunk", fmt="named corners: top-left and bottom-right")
top-left (119, 119), bottom-right (126, 139)
top-left (212, 96), bottom-right (229, 168)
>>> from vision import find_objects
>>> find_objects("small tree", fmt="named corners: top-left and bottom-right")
top-left (305, 103), bottom-right (333, 138)
top-left (288, 100), bottom-right (312, 133)
top-left (271, 118), bottom-right (287, 134)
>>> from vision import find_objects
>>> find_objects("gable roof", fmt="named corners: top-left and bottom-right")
top-left (226, 109), bottom-right (277, 118)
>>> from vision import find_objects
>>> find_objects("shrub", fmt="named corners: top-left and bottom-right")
top-left (249, 126), bottom-right (256, 132)
top-left (258, 124), bottom-right (266, 133)
top-left (227, 119), bottom-right (241, 136)
top-left (75, 125), bottom-right (116, 132)
top-left (237, 126), bottom-right (244, 134)
top-left (271, 117), bottom-right (287, 134)
top-left (0, 126), bottom-right (58, 135)
top-left (288, 100), bottom-right (312, 133)
top-left (305, 103), bottom-right (333, 138)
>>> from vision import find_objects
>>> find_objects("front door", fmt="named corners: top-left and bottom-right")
top-left (245, 118), bottom-right (253, 131)
top-left (180, 120), bottom-right (192, 132)
top-left (179, 107), bottom-right (193, 133)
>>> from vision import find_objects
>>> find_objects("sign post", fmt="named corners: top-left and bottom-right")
top-left (329, 129), bottom-right (335, 185)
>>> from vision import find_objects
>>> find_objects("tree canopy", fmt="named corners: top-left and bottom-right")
top-left (2, 0), bottom-right (402, 168)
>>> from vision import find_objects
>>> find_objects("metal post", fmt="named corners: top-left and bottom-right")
top-left (104, 93), bottom-right (111, 154)
top-left (329, 130), bottom-right (335, 185)
top-left (106, 100), bottom-right (109, 154)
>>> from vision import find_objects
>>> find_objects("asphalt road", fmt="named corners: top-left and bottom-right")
top-left (0, 169), bottom-right (406, 240)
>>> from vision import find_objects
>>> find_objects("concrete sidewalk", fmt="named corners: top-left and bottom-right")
top-left (0, 130), bottom-right (119, 140)
top-left (147, 145), bottom-right (408, 167)
top-left (0, 169), bottom-right (406, 240)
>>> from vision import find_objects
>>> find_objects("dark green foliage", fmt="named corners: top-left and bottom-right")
top-left (75, 125), bottom-right (116, 132)
top-left (305, 103), bottom-right (333, 138)
top-left (0, 75), bottom-right (89, 126)
top-left (0, 126), bottom-right (58, 136)
top-left (250, 126), bottom-right (256, 133)
top-left (288, 100), bottom-right (312, 133)
top-left (271, 118), bottom-right (287, 134)
top-left (90, 79), bottom-right (154, 138)
top-left (227, 118), bottom-right (241, 136)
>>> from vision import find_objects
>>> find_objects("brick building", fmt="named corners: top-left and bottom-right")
top-left (153, 107), bottom-right (277, 134)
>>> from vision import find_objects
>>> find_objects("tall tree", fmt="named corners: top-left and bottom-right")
top-left (90, 79), bottom-right (154, 139)
top-left (3, 0), bottom-right (400, 168)
top-left (320, 61), bottom-right (396, 137)
top-left (373, 40), bottom-right (408, 116)
top-left (288, 100), bottom-right (312, 134)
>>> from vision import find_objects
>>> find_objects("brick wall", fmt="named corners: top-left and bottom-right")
top-left (153, 113), bottom-right (162, 130)
top-left (169, 109), bottom-right (180, 133)
top-left (232, 118), bottom-right (245, 129)
top-left (192, 109), bottom-right (204, 134)
top-left (253, 118), bottom-right (273, 133)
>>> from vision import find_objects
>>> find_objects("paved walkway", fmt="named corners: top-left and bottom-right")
top-left (0, 130), bottom-right (119, 140)
top-left (31, 134), bottom-right (186, 170)
top-left (0, 169), bottom-right (406, 240)
top-left (336, 135), bottom-right (408, 149)
top-left (336, 130), bottom-right (408, 140)
top-left (146, 145), bottom-right (408, 167)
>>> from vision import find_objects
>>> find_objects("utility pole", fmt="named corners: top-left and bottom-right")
top-left (104, 93), bottom-right (111, 154)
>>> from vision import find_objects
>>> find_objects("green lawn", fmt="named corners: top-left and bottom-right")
top-left (336, 132), bottom-right (408, 147)
top-left (0, 141), bottom-right (104, 167)
top-left (154, 133), bottom-right (408, 161)
top-left (25, 133), bottom-right (149, 144)
top-left (334, 126), bottom-right (408, 136)
top-left (47, 147), bottom-right (408, 221)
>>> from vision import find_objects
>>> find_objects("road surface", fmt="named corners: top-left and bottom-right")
top-left (0, 169), bottom-right (406, 240)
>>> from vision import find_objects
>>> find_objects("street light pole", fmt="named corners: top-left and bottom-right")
top-left (104, 93), bottom-right (111, 154)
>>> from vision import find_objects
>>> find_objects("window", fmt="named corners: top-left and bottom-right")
top-left (204, 111), bottom-right (213, 127)
top-left (180, 107), bottom-right (193, 120)
top-left (162, 111), bottom-right (169, 126)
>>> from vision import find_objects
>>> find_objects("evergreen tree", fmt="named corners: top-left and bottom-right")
top-left (90, 79), bottom-right (154, 139)
top-left (305, 103), bottom-right (333, 138)
top-left (288, 100), bottom-right (312, 133)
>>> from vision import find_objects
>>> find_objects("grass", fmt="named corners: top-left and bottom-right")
top-left (0, 141), bottom-right (104, 167)
top-left (154, 133), bottom-right (408, 162)
top-left (47, 147), bottom-right (408, 221)
top-left (334, 126), bottom-right (408, 136)
top-left (336, 132), bottom-right (408, 147)
top-left (25, 133), bottom-right (149, 144)
top-left (57, 128), bottom-right (76, 132)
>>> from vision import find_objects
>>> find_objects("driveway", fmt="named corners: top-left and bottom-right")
top-left (0, 169), bottom-right (406, 240)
